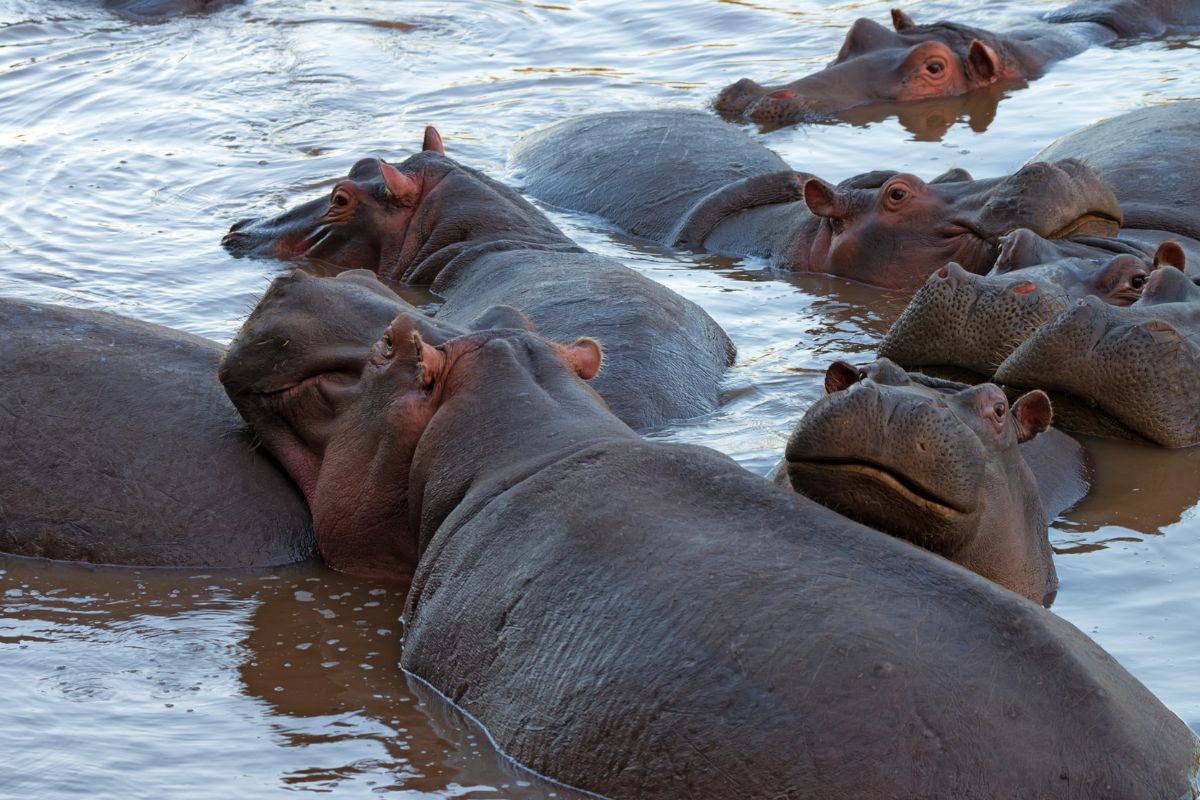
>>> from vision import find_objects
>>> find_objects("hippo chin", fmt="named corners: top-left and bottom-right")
top-left (996, 266), bottom-right (1200, 448)
top-left (778, 359), bottom-right (1084, 605)
top-left (510, 110), bottom-right (1121, 291)
top-left (715, 4), bottom-right (1200, 130)
top-left (878, 234), bottom-right (1185, 379)
top-left (222, 310), bottom-right (1200, 798)
top-left (0, 298), bottom-right (314, 567)
top-left (223, 127), bottom-right (734, 431)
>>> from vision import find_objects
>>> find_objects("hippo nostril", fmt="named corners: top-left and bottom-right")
top-left (769, 90), bottom-right (798, 101)
top-left (1012, 282), bottom-right (1037, 295)
top-left (937, 266), bottom-right (949, 279)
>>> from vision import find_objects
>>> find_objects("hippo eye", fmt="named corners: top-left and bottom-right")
top-left (331, 189), bottom-right (352, 208)
top-left (888, 187), bottom-right (908, 203)
top-left (992, 401), bottom-right (1006, 420)
top-left (926, 61), bottom-right (944, 76)
top-left (1130, 274), bottom-right (1147, 289)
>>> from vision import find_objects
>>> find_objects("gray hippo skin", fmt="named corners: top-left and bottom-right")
top-left (996, 266), bottom-right (1200, 447)
top-left (221, 309), bottom-right (1200, 798)
top-left (878, 238), bottom-right (1185, 380)
top-left (223, 128), bottom-right (734, 430)
top-left (715, 3), bottom-right (1200, 128)
top-left (777, 359), bottom-right (1089, 605)
top-left (0, 298), bottom-right (314, 567)
top-left (509, 110), bottom-right (1122, 290)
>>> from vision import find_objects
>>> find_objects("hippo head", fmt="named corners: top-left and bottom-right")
top-left (784, 359), bottom-right (1056, 604)
top-left (996, 267), bottom-right (1200, 447)
top-left (800, 161), bottom-right (1123, 289)
top-left (715, 10), bottom-right (1032, 126)
top-left (223, 127), bottom-right (569, 283)
top-left (878, 235), bottom-right (1183, 376)
top-left (220, 276), bottom-right (599, 578)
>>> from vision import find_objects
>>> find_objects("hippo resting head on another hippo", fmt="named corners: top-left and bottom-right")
top-left (223, 127), bottom-right (735, 431)
top-left (996, 266), bottom-right (1200, 448)
top-left (878, 231), bottom-right (1187, 378)
top-left (222, 307), bottom-right (1200, 798)
top-left (714, 9), bottom-right (1052, 126)
top-left (511, 110), bottom-right (1124, 291)
top-left (779, 359), bottom-right (1081, 606)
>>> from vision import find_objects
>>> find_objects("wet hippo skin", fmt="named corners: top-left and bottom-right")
top-left (223, 128), bottom-right (734, 431)
top-left (0, 298), bottom-right (314, 567)
top-left (221, 310), bottom-right (1200, 799)
top-left (509, 110), bottom-right (1122, 291)
top-left (715, 2), bottom-right (1200, 128)
top-left (776, 360), bottom-right (1088, 605)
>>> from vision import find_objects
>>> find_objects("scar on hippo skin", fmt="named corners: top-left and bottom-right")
top-left (777, 358), bottom-right (1069, 605)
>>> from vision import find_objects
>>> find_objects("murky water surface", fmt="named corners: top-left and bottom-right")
top-left (1, 0), bottom-right (1198, 796)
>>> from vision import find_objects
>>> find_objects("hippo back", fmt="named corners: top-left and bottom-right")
top-left (510, 110), bottom-right (791, 243)
top-left (0, 299), bottom-right (315, 567)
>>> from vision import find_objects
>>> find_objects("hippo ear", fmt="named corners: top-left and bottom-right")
top-left (410, 329), bottom-right (445, 389)
top-left (380, 162), bottom-right (421, 207)
top-left (469, 304), bottom-right (536, 332)
top-left (422, 125), bottom-right (445, 155)
top-left (824, 361), bottom-right (861, 394)
top-left (965, 39), bottom-right (1002, 86)
top-left (804, 178), bottom-right (845, 219)
top-left (560, 338), bottom-right (603, 381)
top-left (930, 167), bottom-right (973, 185)
top-left (1012, 390), bottom-right (1052, 443)
top-left (891, 8), bottom-right (915, 31)
top-left (1153, 241), bottom-right (1186, 272)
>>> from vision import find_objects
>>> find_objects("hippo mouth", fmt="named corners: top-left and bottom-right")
top-left (789, 458), bottom-right (967, 518)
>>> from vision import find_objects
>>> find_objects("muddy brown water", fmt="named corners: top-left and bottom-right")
top-left (1, 1), bottom-right (1198, 797)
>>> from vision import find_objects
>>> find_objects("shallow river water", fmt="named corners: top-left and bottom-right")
top-left (1, 0), bottom-right (1198, 797)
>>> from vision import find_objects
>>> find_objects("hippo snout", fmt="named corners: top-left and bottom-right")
top-left (713, 78), bottom-right (767, 115)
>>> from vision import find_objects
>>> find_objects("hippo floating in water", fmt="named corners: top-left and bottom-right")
top-left (223, 128), bottom-right (734, 431)
top-left (878, 239), bottom-right (1185, 380)
top-left (715, 1), bottom-right (1200, 129)
top-left (0, 298), bottom-right (314, 567)
top-left (776, 359), bottom-right (1089, 605)
top-left (996, 266), bottom-right (1200, 448)
top-left (221, 307), bottom-right (1200, 798)
top-left (510, 110), bottom-right (1122, 290)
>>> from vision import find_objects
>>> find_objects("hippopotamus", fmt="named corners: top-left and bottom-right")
top-left (102, 0), bottom-right (242, 21)
top-left (878, 235), bottom-right (1186, 379)
top-left (509, 110), bottom-right (1122, 291)
top-left (0, 298), bottom-right (314, 567)
top-left (715, 2), bottom-right (1200, 128)
top-left (776, 359), bottom-right (1089, 605)
top-left (221, 307), bottom-right (1200, 798)
top-left (996, 265), bottom-right (1200, 448)
top-left (223, 128), bottom-right (734, 430)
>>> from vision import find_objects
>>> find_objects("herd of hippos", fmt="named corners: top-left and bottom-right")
top-left (5, 0), bottom-right (1200, 796)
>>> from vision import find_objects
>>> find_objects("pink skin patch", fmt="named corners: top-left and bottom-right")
top-left (937, 266), bottom-right (949, 279)
top-left (769, 90), bottom-right (798, 100)
top-left (1011, 282), bottom-right (1036, 295)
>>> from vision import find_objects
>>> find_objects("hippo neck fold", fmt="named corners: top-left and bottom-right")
top-left (702, 201), bottom-right (825, 271)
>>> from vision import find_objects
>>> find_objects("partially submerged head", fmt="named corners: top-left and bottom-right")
top-left (222, 127), bottom-right (567, 282)
top-left (800, 161), bottom-right (1123, 289)
top-left (783, 358), bottom-right (1056, 603)
top-left (996, 266), bottom-right (1200, 447)
top-left (221, 290), bottom-right (608, 579)
top-left (715, 9), bottom-right (1035, 126)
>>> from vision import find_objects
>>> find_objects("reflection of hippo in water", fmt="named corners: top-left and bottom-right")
top-left (222, 311), bottom-right (1200, 798)
top-left (0, 298), bottom-right (314, 567)
top-left (997, 267), bottom-right (1200, 448)
top-left (776, 359), bottom-right (1089, 605)
top-left (510, 110), bottom-right (1121, 291)
top-left (715, 2), bottom-right (1200, 128)
top-left (102, 0), bottom-right (242, 22)
top-left (223, 128), bottom-right (734, 431)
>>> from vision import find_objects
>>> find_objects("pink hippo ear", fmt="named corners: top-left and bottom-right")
top-left (560, 338), bottom-right (603, 381)
top-left (379, 162), bottom-right (421, 207)
top-left (965, 39), bottom-right (1002, 86)
top-left (422, 125), bottom-right (445, 155)
top-left (891, 8), bottom-right (916, 31)
top-left (409, 330), bottom-right (445, 389)
top-left (804, 178), bottom-right (845, 219)
top-left (1012, 390), bottom-right (1053, 443)
top-left (824, 361), bottom-right (861, 394)
top-left (1153, 241), bottom-right (1187, 272)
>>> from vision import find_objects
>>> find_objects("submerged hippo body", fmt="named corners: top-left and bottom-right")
top-left (778, 360), bottom-right (1087, 604)
top-left (222, 311), bottom-right (1200, 798)
top-left (0, 298), bottom-right (314, 567)
top-left (716, 3), bottom-right (1200, 129)
top-left (224, 129), bottom-right (733, 430)
top-left (510, 110), bottom-right (1122, 290)
top-left (996, 266), bottom-right (1200, 447)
